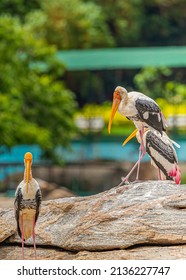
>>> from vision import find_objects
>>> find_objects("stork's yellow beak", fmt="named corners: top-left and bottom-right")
top-left (122, 129), bottom-right (138, 146)
top-left (24, 152), bottom-right (32, 193)
top-left (108, 90), bottom-right (121, 134)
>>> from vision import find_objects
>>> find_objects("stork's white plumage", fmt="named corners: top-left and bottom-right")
top-left (108, 86), bottom-right (167, 135)
top-left (14, 152), bottom-right (42, 259)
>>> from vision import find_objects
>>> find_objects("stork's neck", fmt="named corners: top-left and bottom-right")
top-left (118, 91), bottom-right (128, 113)
top-left (121, 91), bottom-right (128, 106)
top-left (24, 169), bottom-right (32, 181)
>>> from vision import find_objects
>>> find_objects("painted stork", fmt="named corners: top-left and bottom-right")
top-left (108, 86), bottom-right (167, 180)
top-left (14, 152), bottom-right (42, 259)
top-left (108, 86), bottom-right (167, 136)
top-left (121, 129), bottom-right (181, 184)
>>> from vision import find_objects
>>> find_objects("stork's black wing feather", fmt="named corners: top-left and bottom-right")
top-left (146, 131), bottom-right (176, 179)
top-left (14, 188), bottom-right (22, 238)
top-left (135, 98), bottom-right (166, 134)
top-left (35, 188), bottom-right (42, 223)
top-left (148, 153), bottom-right (173, 181)
top-left (146, 131), bottom-right (176, 163)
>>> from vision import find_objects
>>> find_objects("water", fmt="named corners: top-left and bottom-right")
top-left (0, 139), bottom-right (185, 182)
top-left (59, 139), bottom-right (185, 162)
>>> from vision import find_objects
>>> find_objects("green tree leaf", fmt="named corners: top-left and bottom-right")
top-left (0, 15), bottom-right (77, 161)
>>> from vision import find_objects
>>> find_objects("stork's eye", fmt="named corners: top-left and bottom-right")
top-left (114, 91), bottom-right (121, 100)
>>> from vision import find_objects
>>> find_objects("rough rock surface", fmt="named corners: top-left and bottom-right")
top-left (1, 180), bottom-right (186, 259)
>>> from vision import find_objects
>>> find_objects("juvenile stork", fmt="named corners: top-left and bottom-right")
top-left (121, 129), bottom-right (181, 184)
top-left (14, 152), bottom-right (42, 259)
top-left (108, 86), bottom-right (167, 180)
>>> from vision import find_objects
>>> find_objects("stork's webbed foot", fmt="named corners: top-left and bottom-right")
top-left (117, 177), bottom-right (130, 186)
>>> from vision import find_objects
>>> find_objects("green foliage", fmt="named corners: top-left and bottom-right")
top-left (0, 16), bottom-right (77, 160)
top-left (91, 0), bottom-right (186, 47)
top-left (134, 67), bottom-right (186, 106)
top-left (165, 81), bottom-right (186, 104)
top-left (1, 0), bottom-right (186, 48)
top-left (140, 0), bottom-right (186, 46)
top-left (0, 0), bottom-right (41, 20)
top-left (26, 0), bottom-right (114, 49)
top-left (92, 0), bottom-right (144, 47)
top-left (134, 67), bottom-right (172, 99)
top-left (181, 173), bottom-right (186, 184)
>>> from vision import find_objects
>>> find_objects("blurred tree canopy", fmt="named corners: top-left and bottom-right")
top-left (25, 0), bottom-right (114, 49)
top-left (22, 0), bottom-right (185, 106)
top-left (134, 66), bottom-right (186, 103)
top-left (91, 0), bottom-right (144, 47)
top-left (0, 0), bottom-right (185, 143)
top-left (0, 16), bottom-right (77, 160)
top-left (0, 0), bottom-right (41, 20)
top-left (1, 0), bottom-right (185, 48)
top-left (90, 0), bottom-right (186, 47)
top-left (134, 67), bottom-right (172, 100)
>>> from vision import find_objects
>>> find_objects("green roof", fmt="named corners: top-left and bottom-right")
top-left (57, 46), bottom-right (186, 70)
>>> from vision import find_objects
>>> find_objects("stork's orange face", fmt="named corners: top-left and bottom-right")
top-left (24, 152), bottom-right (33, 193)
top-left (108, 90), bottom-right (121, 134)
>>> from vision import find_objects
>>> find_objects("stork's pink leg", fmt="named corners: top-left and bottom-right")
top-left (21, 215), bottom-right (24, 259)
top-left (135, 149), bottom-right (141, 181)
top-left (136, 144), bottom-right (146, 180)
top-left (32, 217), bottom-right (37, 259)
top-left (139, 127), bottom-right (145, 153)
top-left (135, 127), bottom-right (146, 180)
top-left (158, 168), bottom-right (162, 180)
top-left (118, 150), bottom-right (146, 186)
top-left (118, 127), bottom-right (146, 186)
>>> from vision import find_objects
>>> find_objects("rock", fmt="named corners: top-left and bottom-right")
top-left (0, 208), bottom-right (16, 243)
top-left (36, 178), bottom-right (77, 200)
top-left (1, 180), bottom-right (186, 259)
top-left (1, 244), bottom-right (186, 260)
top-left (0, 197), bottom-right (14, 209)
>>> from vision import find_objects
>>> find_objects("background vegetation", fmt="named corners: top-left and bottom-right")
top-left (0, 0), bottom-right (186, 161)
top-left (0, 16), bottom-right (77, 160)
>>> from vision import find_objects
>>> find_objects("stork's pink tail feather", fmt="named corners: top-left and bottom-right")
top-left (168, 164), bottom-right (181, 185)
